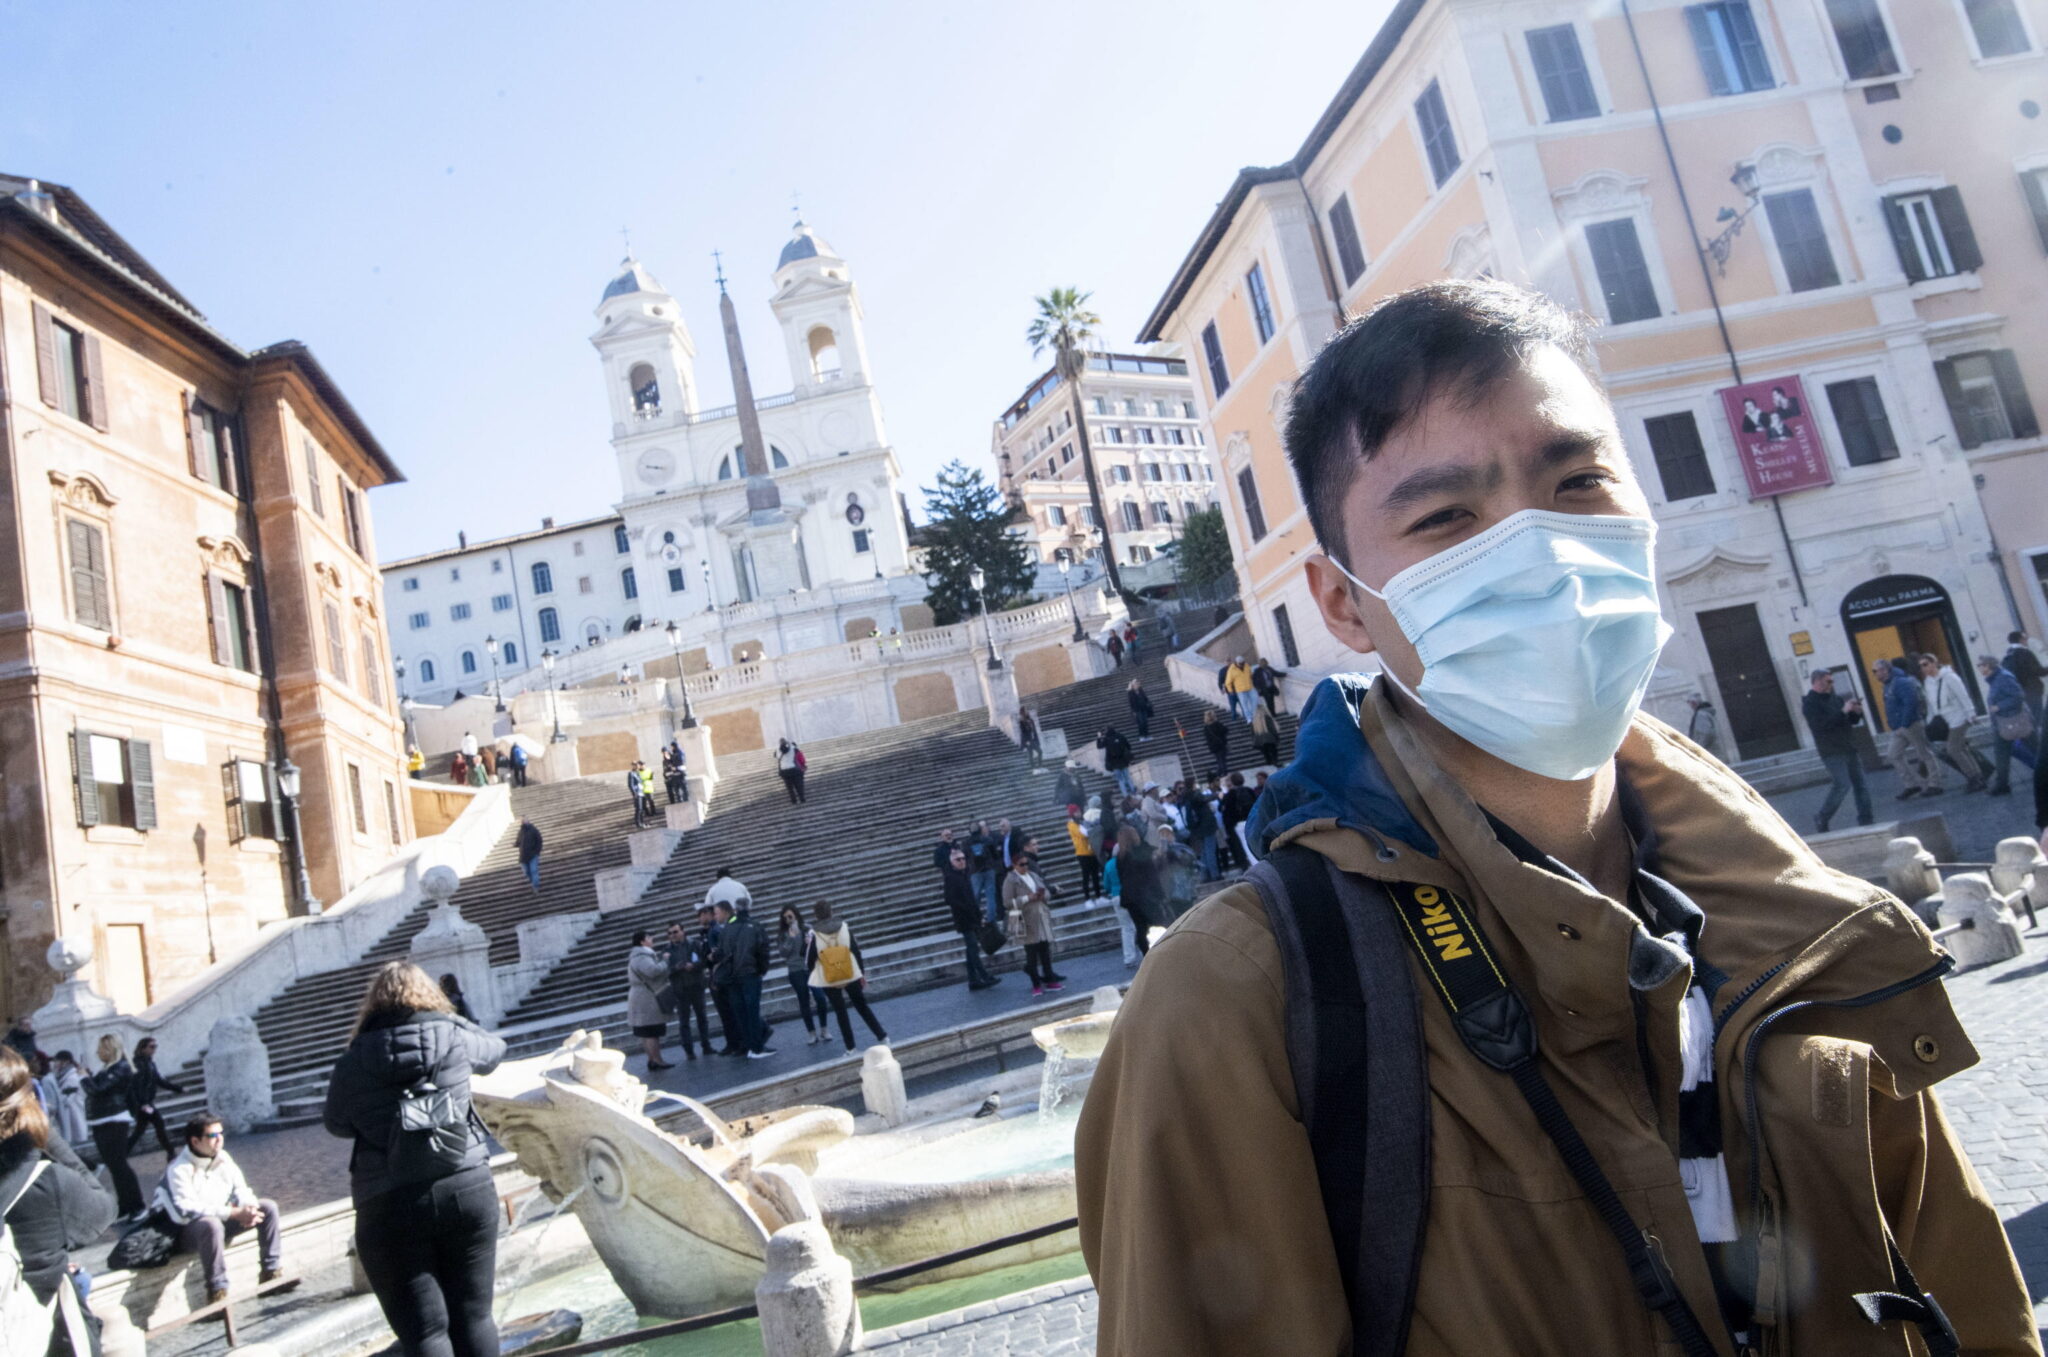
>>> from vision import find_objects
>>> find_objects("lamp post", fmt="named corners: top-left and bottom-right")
top-left (274, 756), bottom-right (322, 915)
top-left (1057, 551), bottom-right (1084, 641)
top-left (542, 649), bottom-right (566, 742)
top-left (970, 565), bottom-right (1002, 672)
top-left (701, 559), bottom-right (714, 613)
top-left (1702, 162), bottom-right (1764, 277)
top-left (483, 635), bottom-right (506, 712)
top-left (665, 620), bottom-right (697, 729)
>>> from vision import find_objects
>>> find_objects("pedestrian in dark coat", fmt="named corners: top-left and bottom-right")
top-left (944, 852), bottom-right (998, 990)
top-left (1053, 763), bottom-right (1085, 809)
top-left (0, 1045), bottom-right (114, 1320)
top-left (517, 816), bottom-right (543, 893)
top-left (1126, 680), bottom-right (1154, 739)
top-left (1201, 709), bottom-right (1230, 777)
top-left (126, 1035), bottom-right (182, 1154)
top-left (83, 1036), bottom-right (142, 1219)
top-left (323, 962), bottom-right (507, 1357)
top-left (1097, 727), bottom-right (1135, 796)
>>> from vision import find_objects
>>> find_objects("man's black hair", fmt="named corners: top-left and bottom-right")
top-left (1283, 279), bottom-right (1593, 563)
top-left (632, 928), bottom-right (652, 946)
top-left (2011, 630), bottom-right (2026, 644)
top-left (184, 1113), bottom-right (221, 1143)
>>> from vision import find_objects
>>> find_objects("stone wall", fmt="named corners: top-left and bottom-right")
top-left (1011, 643), bottom-right (1075, 697)
top-left (708, 706), bottom-right (766, 755)
top-left (575, 730), bottom-right (640, 776)
top-left (893, 672), bottom-right (960, 721)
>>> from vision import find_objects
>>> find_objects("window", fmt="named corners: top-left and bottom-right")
top-left (538, 607), bottom-right (561, 643)
top-left (1139, 427), bottom-right (1157, 445)
top-left (622, 567), bottom-right (639, 600)
top-left (1325, 194), bottom-right (1367, 287)
top-left (225, 759), bottom-right (277, 841)
top-left (1763, 190), bottom-right (1840, 291)
top-left (303, 440), bottom-right (326, 516)
top-left (1155, 401), bottom-right (1172, 417)
top-left (186, 399), bottom-right (244, 498)
top-left (383, 779), bottom-right (403, 846)
top-left (1686, 1), bottom-right (1774, 93)
top-left (572, 541), bottom-right (585, 557)
top-left (460, 650), bottom-right (478, 674)
top-left (1585, 219), bottom-right (1661, 323)
top-left (1092, 397), bottom-right (1107, 415)
top-left (1168, 428), bottom-right (1187, 446)
top-left (1145, 463), bottom-right (1164, 482)
top-left (339, 482), bottom-right (365, 555)
top-left (450, 602), bottom-right (471, 621)
top-left (1120, 502), bottom-right (1144, 531)
top-left (1935, 350), bottom-right (2038, 447)
top-left (613, 524), bottom-right (631, 554)
top-left (362, 632), bottom-right (385, 706)
top-left (1047, 505), bottom-right (1068, 527)
top-left (1151, 501), bottom-right (1173, 525)
top-left (1528, 25), bottom-right (1601, 120)
top-left (449, 567), bottom-right (461, 582)
top-left (1204, 465), bottom-right (1215, 481)
top-left (1111, 465), bottom-right (1133, 483)
top-left (65, 519), bottom-right (112, 631)
top-left (33, 307), bottom-right (103, 428)
top-left (629, 362), bottom-right (660, 414)
top-left (578, 576), bottom-right (593, 594)
top-left (1884, 189), bottom-right (1981, 281)
top-left (1103, 427), bottom-right (1125, 444)
top-left (324, 601), bottom-right (348, 680)
top-left (1415, 81), bottom-right (1461, 187)
top-left (853, 528), bottom-right (873, 553)
top-left (491, 593), bottom-right (512, 612)
top-left (1237, 467), bottom-right (1268, 541)
top-left (1274, 603), bottom-right (1301, 668)
top-left (408, 611), bottom-right (429, 630)
top-left (1060, 445), bottom-right (1074, 464)
top-left (501, 640), bottom-right (517, 665)
top-left (208, 577), bottom-right (255, 672)
top-left (1080, 505), bottom-right (1102, 528)
top-left (531, 562), bottom-right (554, 594)
top-left (347, 763), bottom-right (368, 835)
top-left (1643, 412), bottom-right (1718, 501)
top-left (1123, 399), bottom-right (1139, 416)
top-left (401, 577), bottom-right (419, 592)
top-left (1961, 0), bottom-right (2031, 55)
top-left (1823, 377), bottom-right (1900, 466)
top-left (667, 567), bottom-right (687, 592)
top-left (491, 559), bottom-right (503, 573)
top-left (71, 731), bottom-right (155, 830)
top-left (1182, 400), bottom-right (1197, 418)
top-left (1177, 464), bottom-right (1194, 482)
top-left (1202, 321), bottom-right (1231, 397)
top-left (1246, 263), bottom-right (1277, 344)
top-left (2024, 168), bottom-right (2048, 253)
top-left (418, 658), bottom-right (436, 683)
top-left (1823, 0), bottom-right (1900, 77)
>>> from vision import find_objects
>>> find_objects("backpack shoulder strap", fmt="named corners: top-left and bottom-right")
top-left (1246, 847), bottom-right (1429, 1357)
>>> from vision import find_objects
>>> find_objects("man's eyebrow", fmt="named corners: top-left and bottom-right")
top-left (1381, 463), bottom-right (1484, 514)
top-left (1535, 430), bottom-right (1610, 467)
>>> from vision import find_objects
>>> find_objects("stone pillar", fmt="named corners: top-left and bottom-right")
top-left (1933, 873), bottom-right (2025, 969)
top-left (977, 654), bottom-right (1021, 737)
top-left (755, 1220), bottom-right (861, 1357)
top-left (1884, 837), bottom-right (1941, 921)
top-left (860, 1044), bottom-right (907, 1127)
top-left (202, 1015), bottom-right (276, 1133)
top-left (1990, 836), bottom-right (2045, 922)
top-left (408, 865), bottom-right (501, 1027)
top-left (1091, 985), bottom-right (1124, 1015)
top-left (629, 827), bottom-right (683, 867)
top-left (665, 799), bottom-right (703, 831)
top-left (30, 937), bottom-right (122, 1067)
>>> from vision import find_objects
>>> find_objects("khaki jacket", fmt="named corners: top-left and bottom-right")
top-left (1005, 869), bottom-right (1055, 946)
top-left (1076, 679), bottom-right (2035, 1356)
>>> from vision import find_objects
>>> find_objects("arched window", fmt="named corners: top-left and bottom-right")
top-left (807, 326), bottom-right (841, 379)
top-left (585, 623), bottom-right (602, 646)
top-left (531, 561), bottom-right (553, 595)
top-left (501, 640), bottom-right (518, 665)
top-left (538, 607), bottom-right (560, 643)
top-left (720, 445), bottom-right (792, 479)
top-left (418, 657), bottom-right (437, 683)
top-left (460, 650), bottom-right (478, 674)
top-left (622, 566), bottom-right (639, 600)
top-left (628, 362), bottom-right (660, 415)
top-left (613, 524), bottom-right (629, 554)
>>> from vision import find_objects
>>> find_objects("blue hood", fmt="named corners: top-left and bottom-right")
top-left (1245, 675), bottom-right (1439, 860)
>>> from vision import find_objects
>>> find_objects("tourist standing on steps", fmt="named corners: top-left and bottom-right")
top-left (517, 816), bottom-right (543, 893)
top-left (1222, 655), bottom-right (1257, 724)
top-left (83, 1035), bottom-right (143, 1221)
top-left (625, 931), bottom-right (674, 1071)
top-left (1127, 679), bottom-right (1154, 740)
top-left (1097, 726), bottom-right (1135, 796)
top-left (692, 905), bottom-right (738, 1057)
top-left (1201, 709), bottom-right (1229, 777)
top-left (966, 822), bottom-right (998, 923)
top-left (777, 906), bottom-right (828, 1046)
top-left (1104, 629), bottom-right (1124, 668)
top-left (1801, 668), bottom-right (1872, 833)
top-left (0, 1045), bottom-right (112, 1339)
top-left (1875, 657), bottom-right (1944, 799)
top-left (945, 849), bottom-right (998, 990)
top-left (931, 827), bottom-right (958, 874)
top-left (1053, 761), bottom-right (1085, 810)
top-left (717, 901), bottom-right (776, 1059)
top-left (1252, 659), bottom-right (1287, 716)
top-left (42, 1051), bottom-right (88, 1147)
top-left (325, 961), bottom-right (506, 1357)
top-left (1103, 838), bottom-right (1136, 966)
top-left (637, 761), bottom-right (660, 820)
top-left (1250, 698), bottom-right (1280, 767)
top-left (805, 903), bottom-right (889, 1050)
top-left (154, 1114), bottom-right (286, 1306)
top-left (1066, 806), bottom-right (1103, 898)
top-left (1122, 622), bottom-right (1140, 664)
top-left (664, 923), bottom-right (709, 1061)
top-left (126, 1036), bottom-right (182, 1154)
top-left (776, 739), bottom-right (807, 805)
top-left (448, 750), bottom-right (468, 786)
top-left (1977, 654), bottom-right (2037, 798)
top-left (1018, 709), bottom-right (1042, 768)
top-left (1920, 652), bottom-right (1988, 792)
top-left (1218, 772), bottom-right (1256, 873)
top-left (507, 741), bottom-right (528, 788)
top-left (627, 762), bottom-right (649, 827)
top-left (1004, 850), bottom-right (1063, 996)
top-left (460, 730), bottom-right (478, 763)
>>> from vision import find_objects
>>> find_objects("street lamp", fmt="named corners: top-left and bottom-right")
top-left (701, 559), bottom-right (714, 613)
top-left (274, 756), bottom-right (322, 915)
top-left (1703, 161), bottom-right (1765, 277)
top-left (969, 565), bottom-right (1002, 672)
top-left (483, 634), bottom-right (506, 712)
top-left (665, 620), bottom-right (697, 729)
top-left (1057, 551), bottom-right (1084, 641)
top-left (542, 649), bottom-right (566, 742)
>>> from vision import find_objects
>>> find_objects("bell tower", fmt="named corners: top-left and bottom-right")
top-left (590, 255), bottom-right (699, 436)
top-left (769, 220), bottom-right (870, 393)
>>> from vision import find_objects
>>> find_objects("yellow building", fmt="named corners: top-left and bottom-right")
top-left (0, 176), bottom-right (409, 1017)
top-left (1143, 0), bottom-right (2046, 763)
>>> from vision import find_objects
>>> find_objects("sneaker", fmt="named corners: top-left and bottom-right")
top-left (1896, 787), bottom-right (1921, 800)
top-left (1047, 983), bottom-right (1064, 992)
top-left (1031, 986), bottom-right (1044, 997)
top-left (747, 1048), bottom-right (777, 1059)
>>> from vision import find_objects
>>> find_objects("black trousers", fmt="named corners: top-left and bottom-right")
top-left (1022, 941), bottom-right (1056, 986)
top-left (672, 983), bottom-right (711, 1054)
top-left (357, 1165), bottom-right (500, 1357)
top-left (128, 1105), bottom-right (173, 1154)
top-left (709, 982), bottom-right (739, 1052)
top-left (780, 769), bottom-right (806, 803)
top-left (509, 765), bottom-right (527, 787)
top-left (1076, 855), bottom-right (1103, 897)
top-left (92, 1122), bottom-right (143, 1217)
top-left (819, 984), bottom-right (886, 1048)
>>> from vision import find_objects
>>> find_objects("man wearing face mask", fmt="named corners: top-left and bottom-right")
top-left (1076, 281), bottom-right (2031, 1357)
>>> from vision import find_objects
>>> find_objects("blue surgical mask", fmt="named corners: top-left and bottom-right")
top-left (1330, 509), bottom-right (1673, 781)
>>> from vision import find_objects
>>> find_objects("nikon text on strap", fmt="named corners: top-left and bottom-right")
top-left (1379, 879), bottom-right (1724, 1357)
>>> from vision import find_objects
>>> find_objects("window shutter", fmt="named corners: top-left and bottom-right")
top-left (68, 519), bottom-right (110, 630)
top-left (1729, 2), bottom-right (1774, 88)
top-left (2023, 171), bottom-right (2048, 254)
top-left (222, 761), bottom-right (246, 845)
top-left (184, 393), bottom-right (210, 485)
top-left (129, 740), bottom-right (157, 831)
top-left (1686, 6), bottom-right (1734, 95)
top-left (1883, 197), bottom-right (1927, 282)
top-left (80, 333), bottom-right (109, 432)
top-left (1990, 350), bottom-right (2039, 440)
top-left (267, 763), bottom-right (288, 841)
top-left (206, 573), bottom-right (235, 665)
top-left (218, 415), bottom-right (242, 500)
top-left (1931, 187), bottom-right (1982, 272)
top-left (1933, 358), bottom-right (1978, 449)
top-left (33, 304), bottom-right (61, 408)
top-left (71, 730), bottom-right (100, 828)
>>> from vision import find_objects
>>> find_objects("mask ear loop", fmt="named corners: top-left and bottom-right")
top-left (1324, 553), bottom-right (1432, 714)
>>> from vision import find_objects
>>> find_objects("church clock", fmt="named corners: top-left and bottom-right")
top-left (636, 448), bottom-right (676, 486)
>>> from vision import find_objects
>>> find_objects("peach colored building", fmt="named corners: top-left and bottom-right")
top-left (1143, 0), bottom-right (2047, 764)
top-left (0, 176), bottom-right (409, 1018)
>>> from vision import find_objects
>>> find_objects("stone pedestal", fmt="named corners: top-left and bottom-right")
top-left (1067, 635), bottom-right (1117, 680)
top-left (202, 1015), bottom-right (276, 1133)
top-left (532, 737), bottom-right (582, 784)
top-left (1884, 837), bottom-right (1941, 921)
top-left (665, 799), bottom-right (704, 831)
top-left (1991, 837), bottom-right (2046, 924)
top-left (595, 864), bottom-right (662, 913)
top-left (860, 1044), bottom-right (907, 1127)
top-left (1934, 873), bottom-right (2025, 969)
top-left (755, 1220), bottom-right (860, 1357)
top-left (1129, 754), bottom-right (1183, 791)
top-left (977, 655), bottom-right (1021, 736)
top-left (30, 937), bottom-right (122, 1064)
top-left (742, 516), bottom-right (810, 598)
top-left (630, 827), bottom-right (683, 868)
top-left (407, 865), bottom-right (501, 1027)
top-left (1038, 729), bottom-right (1071, 762)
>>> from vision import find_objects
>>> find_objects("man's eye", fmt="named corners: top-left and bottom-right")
top-left (1559, 471), bottom-right (1614, 493)
top-left (1408, 506), bottom-right (1470, 534)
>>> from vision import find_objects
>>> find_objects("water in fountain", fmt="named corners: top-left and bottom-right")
top-left (493, 1183), bottom-right (586, 1321)
top-left (1037, 1045), bottom-right (1069, 1122)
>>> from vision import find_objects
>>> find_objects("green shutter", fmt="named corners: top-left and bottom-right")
top-left (71, 730), bottom-right (100, 828)
top-left (1990, 350), bottom-right (2039, 440)
top-left (1883, 197), bottom-right (1927, 282)
top-left (129, 740), bottom-right (157, 831)
top-left (1933, 358), bottom-right (1978, 449)
top-left (1931, 187), bottom-right (1983, 272)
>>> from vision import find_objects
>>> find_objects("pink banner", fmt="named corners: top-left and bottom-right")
top-left (1719, 376), bottom-right (1833, 499)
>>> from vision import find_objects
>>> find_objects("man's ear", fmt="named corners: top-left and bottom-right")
top-left (1304, 554), bottom-right (1381, 655)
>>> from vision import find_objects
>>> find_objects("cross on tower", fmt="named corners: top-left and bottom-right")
top-left (619, 225), bottom-right (632, 258)
top-left (712, 249), bottom-right (727, 294)
top-left (790, 190), bottom-right (803, 222)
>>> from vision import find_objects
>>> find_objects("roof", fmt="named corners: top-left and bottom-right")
top-left (1137, 0), bottom-right (1428, 341)
top-left (777, 219), bottom-right (838, 271)
top-left (379, 511), bottom-right (625, 571)
top-left (601, 255), bottom-right (664, 303)
top-left (0, 174), bottom-right (202, 315)
top-left (248, 342), bottom-right (405, 485)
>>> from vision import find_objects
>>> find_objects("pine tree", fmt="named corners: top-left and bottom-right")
top-left (1175, 504), bottom-right (1238, 592)
top-left (919, 460), bottom-right (1037, 626)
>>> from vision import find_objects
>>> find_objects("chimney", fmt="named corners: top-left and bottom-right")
top-left (542, 516), bottom-right (555, 530)
top-left (458, 530), bottom-right (468, 550)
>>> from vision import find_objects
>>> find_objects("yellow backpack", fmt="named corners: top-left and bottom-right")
top-left (816, 926), bottom-right (856, 986)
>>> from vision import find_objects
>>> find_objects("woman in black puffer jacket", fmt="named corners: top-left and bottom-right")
top-left (324, 962), bottom-right (506, 1357)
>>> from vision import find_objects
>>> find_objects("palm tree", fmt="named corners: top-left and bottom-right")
top-left (1027, 288), bottom-right (1122, 596)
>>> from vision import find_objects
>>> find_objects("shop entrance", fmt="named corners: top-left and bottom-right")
top-left (1840, 575), bottom-right (1977, 730)
top-left (1697, 603), bottom-right (1800, 760)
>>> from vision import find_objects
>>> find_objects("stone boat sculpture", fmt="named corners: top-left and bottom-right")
top-left (469, 1031), bottom-right (1078, 1318)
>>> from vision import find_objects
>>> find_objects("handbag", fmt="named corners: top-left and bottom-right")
top-left (388, 1077), bottom-right (476, 1185)
top-left (976, 920), bottom-right (1008, 955)
top-left (1924, 715), bottom-right (1948, 744)
top-left (106, 1209), bottom-right (178, 1270)
top-left (1994, 707), bottom-right (2036, 742)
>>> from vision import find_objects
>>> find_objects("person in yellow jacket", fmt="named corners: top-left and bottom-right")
top-left (1222, 657), bottom-right (1257, 724)
top-left (405, 746), bottom-right (424, 780)
top-left (1065, 805), bottom-right (1102, 900)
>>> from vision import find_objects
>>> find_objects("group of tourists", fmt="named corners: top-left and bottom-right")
top-left (444, 730), bottom-right (531, 789)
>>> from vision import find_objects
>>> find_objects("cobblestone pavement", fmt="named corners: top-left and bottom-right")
top-left (1762, 745), bottom-right (2040, 862)
top-left (862, 1277), bottom-right (1098, 1355)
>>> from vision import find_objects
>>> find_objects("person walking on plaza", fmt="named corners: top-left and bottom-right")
top-left (1222, 655), bottom-right (1257, 724)
top-left (1201, 709), bottom-right (1229, 778)
top-left (776, 738), bottom-right (807, 805)
top-left (777, 906), bottom-right (829, 1046)
top-left (1801, 667), bottom-right (1872, 833)
top-left (664, 922), bottom-right (710, 1060)
top-left (517, 815), bottom-right (543, 894)
top-left (324, 961), bottom-right (506, 1357)
top-left (716, 900), bottom-right (776, 1059)
top-left (1126, 679), bottom-right (1154, 740)
top-left (1875, 656), bottom-right (1943, 798)
top-left (1003, 851), bottom-right (1062, 996)
top-left (625, 930), bottom-right (674, 1071)
top-left (945, 849), bottom-right (998, 991)
top-left (1920, 651), bottom-right (1988, 792)
top-left (1067, 805), bottom-right (1103, 898)
top-left (126, 1035), bottom-right (182, 1155)
top-left (1684, 693), bottom-right (1720, 756)
top-left (1977, 653), bottom-right (2038, 797)
top-left (805, 904), bottom-right (888, 1050)
top-left (1251, 658), bottom-right (1287, 716)
top-left (1096, 726), bottom-right (1135, 796)
top-left (1078, 281), bottom-right (2030, 1354)
top-left (507, 741), bottom-right (528, 788)
top-left (2004, 630), bottom-right (2045, 726)
top-left (83, 1035), bottom-right (143, 1221)
top-left (155, 1114), bottom-right (286, 1304)
top-left (0, 1045), bottom-right (112, 1341)
top-left (1249, 698), bottom-right (1280, 767)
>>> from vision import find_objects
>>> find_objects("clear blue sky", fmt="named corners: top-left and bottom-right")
top-left (3, 0), bottom-right (1388, 561)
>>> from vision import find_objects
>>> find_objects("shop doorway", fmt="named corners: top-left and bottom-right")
top-left (1697, 603), bottom-right (1800, 759)
top-left (1840, 575), bottom-right (1978, 729)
